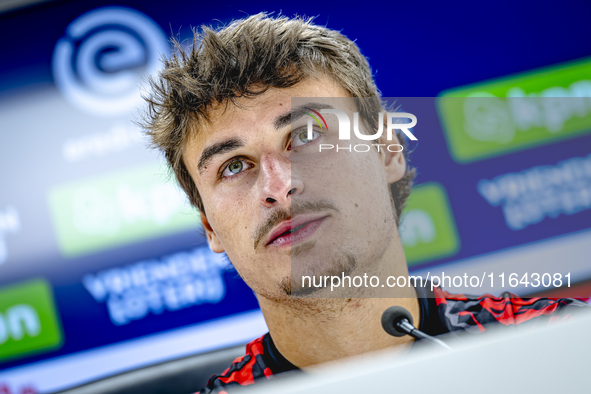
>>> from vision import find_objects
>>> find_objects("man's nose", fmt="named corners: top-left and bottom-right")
top-left (259, 155), bottom-right (303, 208)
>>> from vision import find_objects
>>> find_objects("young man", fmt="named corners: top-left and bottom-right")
top-left (141, 14), bottom-right (588, 393)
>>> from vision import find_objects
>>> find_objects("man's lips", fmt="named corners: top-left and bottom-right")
top-left (265, 215), bottom-right (329, 247)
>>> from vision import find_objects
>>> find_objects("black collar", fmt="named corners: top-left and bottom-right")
top-left (415, 280), bottom-right (450, 337)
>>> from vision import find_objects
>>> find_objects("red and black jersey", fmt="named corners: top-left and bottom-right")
top-left (199, 285), bottom-right (589, 393)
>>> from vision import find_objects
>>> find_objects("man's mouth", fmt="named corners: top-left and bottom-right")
top-left (266, 216), bottom-right (328, 248)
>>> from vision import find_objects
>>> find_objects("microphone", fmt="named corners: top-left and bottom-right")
top-left (381, 306), bottom-right (452, 350)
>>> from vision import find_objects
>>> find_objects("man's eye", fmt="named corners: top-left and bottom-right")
top-left (222, 159), bottom-right (247, 178)
top-left (292, 128), bottom-right (321, 147)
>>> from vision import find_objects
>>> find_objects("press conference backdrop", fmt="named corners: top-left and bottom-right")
top-left (1, 0), bottom-right (591, 393)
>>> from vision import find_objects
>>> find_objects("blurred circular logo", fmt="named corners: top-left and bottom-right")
top-left (52, 7), bottom-right (168, 117)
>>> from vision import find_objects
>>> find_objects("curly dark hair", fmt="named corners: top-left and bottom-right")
top-left (140, 13), bottom-right (415, 223)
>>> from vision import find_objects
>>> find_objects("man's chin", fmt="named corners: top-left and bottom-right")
top-left (289, 243), bottom-right (346, 274)
top-left (278, 277), bottom-right (338, 298)
top-left (289, 240), bottom-right (317, 257)
top-left (282, 252), bottom-right (358, 298)
top-left (279, 277), bottom-right (318, 297)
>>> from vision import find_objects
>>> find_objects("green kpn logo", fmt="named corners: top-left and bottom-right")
top-left (48, 162), bottom-right (200, 257)
top-left (0, 279), bottom-right (63, 362)
top-left (399, 183), bottom-right (459, 265)
top-left (439, 56), bottom-right (591, 163)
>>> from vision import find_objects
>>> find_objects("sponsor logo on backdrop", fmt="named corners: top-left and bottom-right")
top-left (83, 247), bottom-right (229, 325)
top-left (0, 207), bottom-right (20, 266)
top-left (0, 279), bottom-right (63, 363)
top-left (52, 7), bottom-right (168, 116)
top-left (48, 163), bottom-right (200, 257)
top-left (478, 153), bottom-right (591, 230)
top-left (439, 57), bottom-right (591, 162)
top-left (62, 122), bottom-right (145, 163)
top-left (399, 183), bottom-right (460, 265)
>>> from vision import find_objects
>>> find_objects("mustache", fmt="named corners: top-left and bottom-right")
top-left (253, 200), bottom-right (339, 249)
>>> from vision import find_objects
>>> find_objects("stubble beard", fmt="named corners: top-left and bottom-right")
top-left (278, 213), bottom-right (396, 303)
top-left (280, 251), bottom-right (357, 297)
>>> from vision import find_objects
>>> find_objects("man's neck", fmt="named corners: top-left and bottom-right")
top-left (258, 287), bottom-right (421, 368)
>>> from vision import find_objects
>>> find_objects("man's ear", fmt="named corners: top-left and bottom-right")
top-left (200, 210), bottom-right (225, 253)
top-left (378, 130), bottom-right (406, 184)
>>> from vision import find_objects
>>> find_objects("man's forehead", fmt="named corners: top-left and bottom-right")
top-left (184, 75), bottom-right (352, 153)
top-left (186, 93), bottom-right (286, 151)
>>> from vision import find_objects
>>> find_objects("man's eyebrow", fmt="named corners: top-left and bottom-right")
top-left (273, 102), bottom-right (335, 130)
top-left (198, 137), bottom-right (245, 174)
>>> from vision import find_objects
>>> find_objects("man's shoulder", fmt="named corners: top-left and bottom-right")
top-left (199, 334), bottom-right (271, 394)
top-left (433, 287), bottom-right (589, 333)
top-left (199, 291), bottom-right (589, 392)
